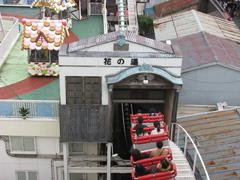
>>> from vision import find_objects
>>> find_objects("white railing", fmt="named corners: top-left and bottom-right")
top-left (0, 99), bottom-right (59, 118)
top-left (171, 123), bottom-right (210, 180)
top-left (209, 0), bottom-right (225, 17)
top-left (0, 15), bottom-right (19, 68)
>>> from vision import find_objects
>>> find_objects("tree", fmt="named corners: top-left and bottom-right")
top-left (138, 15), bottom-right (155, 39)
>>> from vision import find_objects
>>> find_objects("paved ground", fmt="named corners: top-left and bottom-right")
top-left (0, 37), bottom-right (28, 87)
top-left (0, 77), bottom-right (57, 99)
top-left (71, 16), bottom-right (104, 39)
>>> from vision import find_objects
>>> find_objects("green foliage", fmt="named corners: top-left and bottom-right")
top-left (138, 15), bottom-right (155, 39)
top-left (19, 107), bottom-right (30, 120)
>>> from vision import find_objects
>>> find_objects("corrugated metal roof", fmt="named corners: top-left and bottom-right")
top-left (154, 10), bottom-right (240, 43)
top-left (67, 31), bottom-right (174, 54)
top-left (177, 109), bottom-right (240, 179)
top-left (172, 32), bottom-right (240, 70)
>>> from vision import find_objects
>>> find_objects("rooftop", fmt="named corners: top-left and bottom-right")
top-left (172, 32), bottom-right (240, 71)
top-left (154, 10), bottom-right (240, 43)
top-left (178, 109), bottom-right (240, 179)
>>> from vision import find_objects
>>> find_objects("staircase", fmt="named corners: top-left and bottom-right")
top-left (127, 0), bottom-right (138, 32)
top-left (169, 141), bottom-right (196, 180)
top-left (135, 140), bottom-right (196, 180)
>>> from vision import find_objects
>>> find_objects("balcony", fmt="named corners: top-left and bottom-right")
top-left (0, 100), bottom-right (60, 137)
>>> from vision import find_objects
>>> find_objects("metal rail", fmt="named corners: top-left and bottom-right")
top-left (171, 123), bottom-right (210, 180)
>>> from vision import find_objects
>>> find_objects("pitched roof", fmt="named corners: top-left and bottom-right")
top-left (178, 109), bottom-right (240, 179)
top-left (21, 18), bottom-right (67, 51)
top-left (154, 10), bottom-right (240, 43)
top-left (67, 31), bottom-right (175, 54)
top-left (172, 32), bottom-right (240, 70)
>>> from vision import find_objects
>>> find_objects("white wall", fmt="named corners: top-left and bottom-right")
top-left (180, 65), bottom-right (240, 105)
top-left (36, 137), bottom-right (61, 155)
top-left (0, 118), bottom-right (60, 137)
top-left (0, 140), bottom-right (54, 180)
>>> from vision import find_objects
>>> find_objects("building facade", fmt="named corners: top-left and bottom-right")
top-left (59, 31), bottom-right (183, 179)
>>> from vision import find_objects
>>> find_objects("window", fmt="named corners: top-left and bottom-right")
top-left (16, 171), bottom-right (38, 180)
top-left (66, 77), bottom-right (101, 104)
top-left (70, 173), bottom-right (87, 180)
top-left (69, 143), bottom-right (84, 155)
top-left (29, 50), bottom-right (58, 63)
top-left (10, 137), bottom-right (36, 154)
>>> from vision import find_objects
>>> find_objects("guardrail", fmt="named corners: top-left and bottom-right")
top-left (0, 15), bottom-right (19, 68)
top-left (0, 99), bottom-right (59, 118)
top-left (171, 123), bottom-right (210, 180)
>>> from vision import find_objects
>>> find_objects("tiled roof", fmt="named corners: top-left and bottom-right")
top-left (172, 32), bottom-right (240, 70)
top-left (154, 10), bottom-right (240, 43)
top-left (68, 31), bottom-right (174, 54)
top-left (32, 0), bottom-right (76, 13)
top-left (21, 18), bottom-right (67, 51)
top-left (178, 109), bottom-right (240, 179)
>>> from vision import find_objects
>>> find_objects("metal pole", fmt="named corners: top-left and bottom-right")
top-left (184, 134), bottom-right (188, 156)
top-left (63, 143), bottom-right (69, 180)
top-left (107, 143), bottom-right (112, 180)
top-left (193, 150), bottom-right (198, 174)
top-left (176, 126), bottom-right (180, 146)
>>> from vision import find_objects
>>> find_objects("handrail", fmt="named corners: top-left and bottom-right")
top-left (209, 0), bottom-right (225, 17)
top-left (171, 123), bottom-right (210, 180)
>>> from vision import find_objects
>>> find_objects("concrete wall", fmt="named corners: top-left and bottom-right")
top-left (180, 65), bottom-right (240, 105)
top-left (0, 118), bottom-right (60, 137)
top-left (0, 137), bottom-right (62, 180)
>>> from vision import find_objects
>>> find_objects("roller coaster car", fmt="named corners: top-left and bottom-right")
top-left (130, 148), bottom-right (173, 167)
top-left (130, 126), bottom-right (155, 135)
top-left (130, 113), bottom-right (164, 123)
top-left (131, 126), bottom-right (169, 144)
top-left (131, 164), bottom-right (177, 180)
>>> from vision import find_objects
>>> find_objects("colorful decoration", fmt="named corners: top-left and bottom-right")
top-left (22, 18), bottom-right (67, 50)
top-left (28, 62), bottom-right (59, 76)
top-left (31, 0), bottom-right (76, 13)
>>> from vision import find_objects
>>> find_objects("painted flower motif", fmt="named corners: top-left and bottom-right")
top-left (28, 63), bottom-right (59, 76)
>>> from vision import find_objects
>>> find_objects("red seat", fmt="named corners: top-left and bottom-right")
top-left (130, 126), bottom-right (155, 134)
top-left (131, 126), bottom-right (169, 144)
top-left (130, 113), bottom-right (164, 123)
top-left (132, 164), bottom-right (177, 180)
top-left (130, 148), bottom-right (173, 167)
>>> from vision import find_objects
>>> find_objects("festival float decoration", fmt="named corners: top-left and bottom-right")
top-left (22, 18), bottom-right (67, 76)
top-left (31, 0), bottom-right (76, 13)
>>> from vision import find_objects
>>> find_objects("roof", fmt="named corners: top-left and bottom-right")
top-left (21, 18), bottom-right (67, 51)
top-left (153, 10), bottom-right (240, 43)
top-left (177, 109), bottom-right (240, 179)
top-left (67, 31), bottom-right (175, 54)
top-left (31, 0), bottom-right (76, 13)
top-left (172, 32), bottom-right (240, 70)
